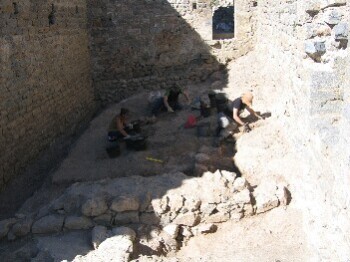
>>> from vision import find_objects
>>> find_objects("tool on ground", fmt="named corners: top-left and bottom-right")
top-left (146, 157), bottom-right (163, 163)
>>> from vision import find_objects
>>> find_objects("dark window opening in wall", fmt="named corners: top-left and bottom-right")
top-left (13, 3), bottom-right (19, 14)
top-left (253, 1), bottom-right (257, 7)
top-left (212, 6), bottom-right (234, 40)
top-left (192, 3), bottom-right (197, 10)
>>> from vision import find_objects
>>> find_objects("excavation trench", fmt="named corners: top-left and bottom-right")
top-left (0, 81), bottom-right (291, 261)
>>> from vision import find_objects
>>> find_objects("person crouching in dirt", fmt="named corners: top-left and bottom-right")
top-left (151, 83), bottom-right (191, 116)
top-left (108, 108), bottom-right (134, 141)
top-left (232, 92), bottom-right (262, 133)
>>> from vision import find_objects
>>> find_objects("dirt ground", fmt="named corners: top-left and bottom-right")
top-left (175, 206), bottom-right (310, 262)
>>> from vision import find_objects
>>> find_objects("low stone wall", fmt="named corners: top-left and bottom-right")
top-left (0, 172), bottom-right (288, 260)
top-left (0, 1), bottom-right (96, 191)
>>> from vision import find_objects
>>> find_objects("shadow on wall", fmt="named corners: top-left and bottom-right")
top-left (87, 0), bottom-right (228, 104)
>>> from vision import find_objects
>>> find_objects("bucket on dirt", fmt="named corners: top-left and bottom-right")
top-left (200, 106), bottom-right (211, 118)
top-left (106, 141), bottom-right (121, 158)
top-left (208, 91), bottom-right (217, 108)
top-left (215, 93), bottom-right (228, 113)
top-left (131, 120), bottom-right (141, 133)
top-left (200, 101), bottom-right (211, 118)
top-left (197, 122), bottom-right (212, 137)
top-left (126, 135), bottom-right (147, 151)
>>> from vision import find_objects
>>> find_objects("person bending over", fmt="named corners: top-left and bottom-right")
top-left (108, 108), bottom-right (133, 141)
top-left (151, 83), bottom-right (190, 116)
top-left (232, 92), bottom-right (262, 132)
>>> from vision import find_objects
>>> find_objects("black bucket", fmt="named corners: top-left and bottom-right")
top-left (106, 141), bottom-right (121, 158)
top-left (215, 93), bottom-right (227, 113)
top-left (126, 136), bottom-right (147, 151)
top-left (200, 100), bottom-right (211, 118)
top-left (208, 92), bottom-right (216, 108)
top-left (131, 121), bottom-right (141, 133)
top-left (197, 123), bottom-right (212, 137)
top-left (200, 106), bottom-right (211, 118)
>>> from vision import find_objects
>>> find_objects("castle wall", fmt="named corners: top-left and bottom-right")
top-left (88, 0), bottom-right (257, 104)
top-left (254, 0), bottom-right (350, 259)
top-left (0, 0), bottom-right (96, 191)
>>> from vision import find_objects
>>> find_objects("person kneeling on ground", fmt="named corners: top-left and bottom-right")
top-left (151, 83), bottom-right (191, 116)
top-left (108, 108), bottom-right (134, 141)
top-left (232, 92), bottom-right (262, 133)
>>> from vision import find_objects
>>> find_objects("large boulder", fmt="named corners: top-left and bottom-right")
top-left (110, 196), bottom-right (140, 212)
top-left (32, 215), bottom-right (64, 234)
top-left (324, 9), bottom-right (341, 25)
top-left (192, 223), bottom-right (217, 236)
top-left (233, 189), bottom-right (252, 205)
top-left (64, 216), bottom-right (94, 230)
top-left (151, 197), bottom-right (169, 215)
top-left (183, 197), bottom-right (201, 212)
top-left (233, 177), bottom-right (248, 192)
top-left (140, 212), bottom-right (161, 225)
top-left (305, 40), bottom-right (326, 62)
top-left (168, 194), bottom-right (184, 213)
top-left (333, 22), bottom-right (348, 40)
top-left (253, 182), bottom-right (280, 214)
top-left (275, 184), bottom-right (290, 206)
top-left (200, 203), bottom-right (217, 216)
top-left (10, 218), bottom-right (33, 237)
top-left (162, 224), bottom-right (179, 239)
top-left (81, 198), bottom-right (108, 217)
top-left (2, 242), bottom-right (39, 261)
top-left (31, 251), bottom-right (54, 262)
top-left (113, 212), bottom-right (139, 225)
top-left (91, 225), bottom-right (110, 249)
top-left (0, 218), bottom-right (17, 239)
top-left (204, 212), bottom-right (230, 223)
top-left (86, 227), bottom-right (135, 262)
top-left (138, 226), bottom-right (163, 255)
top-left (94, 213), bottom-right (113, 227)
top-left (305, 0), bottom-right (322, 15)
top-left (112, 226), bottom-right (136, 242)
top-left (173, 213), bottom-right (200, 227)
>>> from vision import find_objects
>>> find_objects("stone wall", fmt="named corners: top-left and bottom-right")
top-left (88, 0), bottom-right (257, 104)
top-left (0, 1), bottom-right (95, 191)
top-left (253, 0), bottom-right (350, 260)
top-left (0, 171), bottom-right (288, 258)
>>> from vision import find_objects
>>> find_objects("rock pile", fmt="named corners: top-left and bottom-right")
top-left (303, 1), bottom-right (348, 63)
top-left (0, 171), bottom-right (289, 260)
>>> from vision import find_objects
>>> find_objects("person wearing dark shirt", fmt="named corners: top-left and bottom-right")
top-left (232, 92), bottom-right (262, 132)
top-left (151, 83), bottom-right (190, 116)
